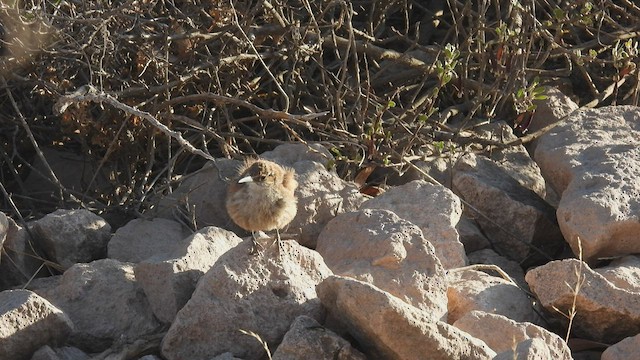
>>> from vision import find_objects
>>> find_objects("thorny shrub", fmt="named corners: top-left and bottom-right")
top-left (1, 0), bottom-right (639, 219)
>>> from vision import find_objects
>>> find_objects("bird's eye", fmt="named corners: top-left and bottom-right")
top-left (268, 172), bottom-right (274, 177)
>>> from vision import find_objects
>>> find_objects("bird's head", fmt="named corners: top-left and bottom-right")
top-left (238, 160), bottom-right (282, 186)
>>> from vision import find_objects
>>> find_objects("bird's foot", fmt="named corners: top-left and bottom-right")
top-left (250, 232), bottom-right (265, 255)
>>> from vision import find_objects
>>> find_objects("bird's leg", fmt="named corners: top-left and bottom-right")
top-left (250, 231), bottom-right (264, 255)
top-left (269, 229), bottom-right (284, 260)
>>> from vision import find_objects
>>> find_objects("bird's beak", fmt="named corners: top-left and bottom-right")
top-left (238, 175), bottom-right (254, 184)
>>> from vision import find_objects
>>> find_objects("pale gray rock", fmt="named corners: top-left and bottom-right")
top-left (528, 87), bottom-right (579, 152)
top-left (316, 208), bottom-right (448, 320)
top-left (272, 315), bottom-right (366, 360)
top-left (361, 180), bottom-right (467, 269)
top-left (209, 354), bottom-right (243, 360)
top-left (492, 338), bottom-right (553, 360)
top-left (135, 226), bottom-right (243, 323)
top-left (317, 276), bottom-right (496, 360)
top-left (595, 255), bottom-right (640, 292)
top-left (161, 239), bottom-right (332, 360)
top-left (289, 160), bottom-right (366, 248)
top-left (398, 157), bottom-right (453, 187)
top-left (453, 153), bottom-right (564, 264)
top-left (454, 311), bottom-right (571, 360)
top-left (447, 269), bottom-right (537, 324)
top-left (150, 158), bottom-right (243, 232)
top-left (0, 217), bottom-right (48, 290)
top-left (471, 121), bottom-right (547, 198)
top-left (457, 216), bottom-right (491, 253)
top-left (261, 142), bottom-right (333, 167)
top-left (108, 217), bottom-right (191, 263)
top-left (534, 105), bottom-right (640, 263)
top-left (0, 289), bottom-right (73, 360)
top-left (31, 209), bottom-right (111, 270)
top-left (31, 259), bottom-right (161, 352)
top-left (30, 345), bottom-right (89, 360)
top-left (601, 333), bottom-right (640, 360)
top-left (525, 258), bottom-right (640, 343)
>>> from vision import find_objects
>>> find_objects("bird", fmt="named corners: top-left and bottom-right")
top-left (225, 158), bottom-right (298, 253)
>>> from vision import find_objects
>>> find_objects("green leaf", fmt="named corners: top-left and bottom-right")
top-left (387, 100), bottom-right (396, 108)
top-left (553, 8), bottom-right (565, 20)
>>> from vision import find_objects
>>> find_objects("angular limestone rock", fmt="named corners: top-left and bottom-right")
top-left (601, 334), bottom-right (640, 360)
top-left (361, 180), bottom-right (467, 269)
top-left (447, 269), bottom-right (537, 324)
top-left (454, 311), bottom-right (571, 360)
top-left (534, 105), bottom-right (640, 263)
top-left (108, 217), bottom-right (191, 263)
top-left (161, 239), bottom-right (332, 360)
top-left (316, 208), bottom-right (448, 320)
top-left (0, 289), bottom-right (73, 360)
top-left (0, 217), bottom-right (48, 290)
top-left (272, 315), bottom-right (366, 360)
top-left (526, 259), bottom-right (640, 343)
top-left (30, 259), bottom-right (160, 351)
top-left (135, 226), bottom-right (243, 323)
top-left (316, 276), bottom-right (496, 360)
top-left (289, 160), bottom-right (366, 248)
top-left (595, 255), bottom-right (640, 293)
top-left (453, 153), bottom-right (564, 264)
top-left (31, 209), bottom-right (111, 270)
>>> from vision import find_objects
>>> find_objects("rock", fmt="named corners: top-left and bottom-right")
top-left (316, 208), bottom-right (447, 319)
top-left (534, 105), bottom-right (640, 263)
top-left (0, 212), bottom-right (8, 247)
top-left (0, 289), bottom-right (73, 360)
top-left (134, 226), bottom-right (243, 323)
top-left (0, 217), bottom-right (48, 290)
top-left (601, 333), bottom-right (640, 360)
top-left (595, 255), bottom-right (640, 292)
top-left (528, 87), bottom-right (579, 151)
top-left (452, 153), bottom-right (564, 264)
top-left (272, 315), bottom-right (366, 360)
top-left (492, 338), bottom-right (553, 360)
top-left (108, 218), bottom-right (191, 263)
top-left (467, 249), bottom-right (527, 290)
top-left (447, 269), bottom-right (537, 324)
top-left (29, 259), bottom-right (161, 352)
top-left (316, 276), bottom-right (496, 360)
top-left (31, 209), bottom-right (111, 270)
top-left (456, 216), bottom-right (490, 253)
top-left (361, 180), bottom-right (467, 269)
top-left (454, 311), bottom-right (571, 359)
top-left (151, 158), bottom-right (242, 231)
top-left (289, 160), bottom-right (366, 248)
top-left (525, 258), bottom-right (640, 343)
top-left (161, 239), bottom-right (332, 360)
top-left (260, 142), bottom-right (334, 167)
top-left (30, 345), bottom-right (89, 360)
top-left (209, 354), bottom-right (243, 360)
top-left (470, 121), bottom-right (547, 198)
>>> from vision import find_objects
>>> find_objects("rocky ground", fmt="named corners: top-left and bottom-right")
top-left (1, 89), bottom-right (640, 359)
